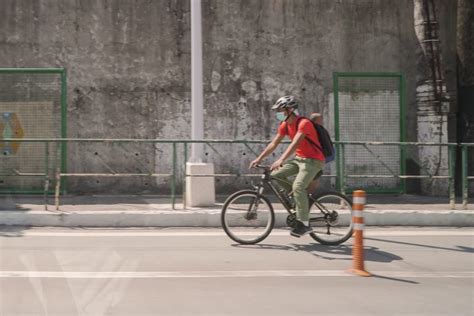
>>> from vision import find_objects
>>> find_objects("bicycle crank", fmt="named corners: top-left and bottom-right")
top-left (326, 211), bottom-right (339, 226)
top-left (286, 213), bottom-right (297, 228)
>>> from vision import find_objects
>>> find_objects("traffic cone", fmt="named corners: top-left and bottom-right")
top-left (348, 190), bottom-right (371, 277)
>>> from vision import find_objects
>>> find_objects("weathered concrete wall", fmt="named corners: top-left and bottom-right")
top-left (0, 0), bottom-right (459, 194)
top-left (0, 0), bottom-right (191, 193)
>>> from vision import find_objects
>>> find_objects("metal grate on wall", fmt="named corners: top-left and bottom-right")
top-left (334, 73), bottom-right (405, 193)
top-left (0, 69), bottom-right (66, 193)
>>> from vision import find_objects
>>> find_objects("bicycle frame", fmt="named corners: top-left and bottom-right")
top-left (251, 167), bottom-right (293, 213)
top-left (251, 166), bottom-right (332, 224)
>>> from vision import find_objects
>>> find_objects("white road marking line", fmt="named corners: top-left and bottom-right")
top-left (0, 230), bottom-right (472, 237)
top-left (0, 270), bottom-right (472, 279)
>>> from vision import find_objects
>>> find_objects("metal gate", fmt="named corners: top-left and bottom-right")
top-left (334, 72), bottom-right (406, 193)
top-left (0, 68), bottom-right (67, 194)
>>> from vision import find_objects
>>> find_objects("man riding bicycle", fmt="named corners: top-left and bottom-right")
top-left (250, 96), bottom-right (325, 237)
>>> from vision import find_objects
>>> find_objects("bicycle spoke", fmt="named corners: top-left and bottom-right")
top-left (308, 192), bottom-right (353, 245)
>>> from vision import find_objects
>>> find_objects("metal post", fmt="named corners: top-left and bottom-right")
top-left (43, 142), bottom-right (49, 211)
top-left (448, 145), bottom-right (456, 209)
top-left (190, 0), bottom-right (204, 163)
top-left (340, 143), bottom-right (346, 195)
top-left (54, 144), bottom-right (62, 211)
top-left (462, 145), bottom-right (468, 210)
top-left (172, 142), bottom-right (177, 210)
top-left (183, 142), bottom-right (188, 209)
top-left (60, 70), bottom-right (68, 193)
top-left (336, 142), bottom-right (340, 191)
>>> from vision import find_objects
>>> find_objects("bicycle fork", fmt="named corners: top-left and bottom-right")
top-left (245, 185), bottom-right (264, 220)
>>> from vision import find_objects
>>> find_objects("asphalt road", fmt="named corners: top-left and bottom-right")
top-left (0, 227), bottom-right (473, 316)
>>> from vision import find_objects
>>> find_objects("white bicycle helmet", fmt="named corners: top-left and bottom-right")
top-left (272, 95), bottom-right (298, 111)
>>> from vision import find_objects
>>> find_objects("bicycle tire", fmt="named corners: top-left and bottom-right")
top-left (308, 191), bottom-right (353, 245)
top-left (221, 190), bottom-right (275, 245)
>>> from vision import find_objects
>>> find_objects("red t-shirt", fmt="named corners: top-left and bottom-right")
top-left (278, 117), bottom-right (325, 161)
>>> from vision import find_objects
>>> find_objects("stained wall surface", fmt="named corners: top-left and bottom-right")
top-left (0, 0), bottom-right (458, 193)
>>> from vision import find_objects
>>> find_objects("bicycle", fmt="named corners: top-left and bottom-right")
top-left (221, 164), bottom-right (353, 245)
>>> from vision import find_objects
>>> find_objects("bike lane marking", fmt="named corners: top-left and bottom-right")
top-left (0, 230), bottom-right (472, 237)
top-left (0, 270), bottom-right (472, 279)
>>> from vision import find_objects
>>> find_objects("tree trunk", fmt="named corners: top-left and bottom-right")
top-left (414, 0), bottom-right (450, 195)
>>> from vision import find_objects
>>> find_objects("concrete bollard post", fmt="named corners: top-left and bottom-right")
top-left (348, 190), bottom-right (371, 277)
top-left (185, 162), bottom-right (215, 207)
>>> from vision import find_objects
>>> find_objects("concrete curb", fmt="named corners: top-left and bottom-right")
top-left (0, 209), bottom-right (472, 227)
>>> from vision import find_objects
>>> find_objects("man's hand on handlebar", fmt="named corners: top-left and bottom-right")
top-left (249, 159), bottom-right (261, 169)
top-left (270, 159), bottom-right (284, 171)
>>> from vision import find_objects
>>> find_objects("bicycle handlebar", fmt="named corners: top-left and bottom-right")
top-left (253, 164), bottom-right (271, 171)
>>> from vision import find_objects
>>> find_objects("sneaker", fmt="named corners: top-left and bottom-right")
top-left (290, 221), bottom-right (313, 238)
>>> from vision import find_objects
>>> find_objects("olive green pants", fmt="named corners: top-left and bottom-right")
top-left (271, 157), bottom-right (324, 222)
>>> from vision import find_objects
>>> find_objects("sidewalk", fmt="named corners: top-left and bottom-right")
top-left (0, 194), bottom-right (472, 227)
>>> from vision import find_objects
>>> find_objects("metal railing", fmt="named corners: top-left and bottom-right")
top-left (461, 143), bottom-right (474, 210)
top-left (1, 138), bottom-right (472, 210)
top-left (334, 141), bottom-right (458, 208)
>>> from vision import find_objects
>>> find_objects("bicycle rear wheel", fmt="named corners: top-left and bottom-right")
top-left (221, 190), bottom-right (275, 245)
top-left (308, 191), bottom-right (353, 245)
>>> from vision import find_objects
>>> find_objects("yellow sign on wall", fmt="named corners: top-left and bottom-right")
top-left (0, 112), bottom-right (24, 155)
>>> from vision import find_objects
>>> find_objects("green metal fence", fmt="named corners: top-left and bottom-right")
top-left (1, 138), bottom-right (472, 210)
top-left (0, 68), bottom-right (67, 194)
top-left (334, 72), bottom-right (406, 193)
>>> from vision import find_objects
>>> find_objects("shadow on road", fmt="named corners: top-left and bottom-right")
top-left (366, 237), bottom-right (474, 254)
top-left (233, 242), bottom-right (402, 263)
top-left (371, 273), bottom-right (419, 284)
top-left (233, 243), bottom-right (419, 284)
top-left (0, 225), bottom-right (32, 237)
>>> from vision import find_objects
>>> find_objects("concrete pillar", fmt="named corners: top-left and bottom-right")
top-left (417, 112), bottom-right (449, 194)
top-left (414, 0), bottom-right (451, 195)
top-left (187, 0), bottom-right (215, 206)
top-left (186, 162), bottom-right (215, 207)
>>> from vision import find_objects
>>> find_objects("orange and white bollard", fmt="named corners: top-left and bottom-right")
top-left (348, 190), bottom-right (371, 277)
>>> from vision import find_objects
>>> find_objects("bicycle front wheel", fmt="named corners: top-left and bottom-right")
top-left (308, 191), bottom-right (353, 245)
top-left (221, 190), bottom-right (275, 245)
